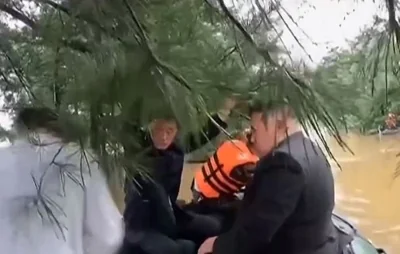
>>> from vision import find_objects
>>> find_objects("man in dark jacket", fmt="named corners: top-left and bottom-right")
top-left (199, 100), bottom-right (339, 254)
top-left (122, 98), bottom-right (236, 254)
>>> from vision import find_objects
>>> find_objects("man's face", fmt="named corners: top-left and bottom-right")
top-left (150, 119), bottom-right (178, 150)
top-left (249, 112), bottom-right (277, 157)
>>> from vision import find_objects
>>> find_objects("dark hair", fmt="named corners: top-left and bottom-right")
top-left (151, 115), bottom-right (180, 129)
top-left (155, 117), bottom-right (178, 123)
top-left (15, 107), bottom-right (59, 131)
top-left (13, 107), bottom-right (80, 142)
top-left (249, 98), bottom-right (294, 118)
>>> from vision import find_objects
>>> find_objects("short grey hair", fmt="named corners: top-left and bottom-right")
top-left (248, 99), bottom-right (295, 120)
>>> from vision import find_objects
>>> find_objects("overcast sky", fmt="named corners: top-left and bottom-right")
top-left (279, 0), bottom-right (382, 65)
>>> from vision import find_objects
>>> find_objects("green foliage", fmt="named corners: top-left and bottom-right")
top-left (0, 0), bottom-right (355, 180)
top-left (312, 14), bottom-right (400, 133)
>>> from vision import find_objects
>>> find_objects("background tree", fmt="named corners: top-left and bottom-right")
top-left (312, 12), bottom-right (400, 134)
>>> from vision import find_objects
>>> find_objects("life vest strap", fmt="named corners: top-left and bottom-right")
top-left (201, 153), bottom-right (240, 195)
top-left (212, 153), bottom-right (244, 189)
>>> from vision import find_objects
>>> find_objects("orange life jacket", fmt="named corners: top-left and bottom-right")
top-left (386, 113), bottom-right (397, 129)
top-left (194, 140), bottom-right (259, 199)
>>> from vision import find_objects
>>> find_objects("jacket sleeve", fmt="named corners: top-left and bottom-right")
top-left (124, 176), bottom-right (177, 238)
top-left (213, 153), bottom-right (306, 254)
top-left (123, 177), bottom-right (151, 231)
top-left (83, 166), bottom-right (124, 254)
top-left (184, 113), bottom-right (228, 153)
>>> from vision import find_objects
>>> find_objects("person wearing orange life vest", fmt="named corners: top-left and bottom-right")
top-left (191, 132), bottom-right (259, 203)
top-left (385, 113), bottom-right (397, 130)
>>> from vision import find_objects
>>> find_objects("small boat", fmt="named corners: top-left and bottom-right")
top-left (379, 128), bottom-right (400, 136)
top-left (182, 200), bottom-right (387, 254)
top-left (332, 213), bottom-right (386, 253)
top-left (366, 127), bottom-right (400, 136)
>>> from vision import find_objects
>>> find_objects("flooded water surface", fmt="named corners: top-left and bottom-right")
top-left (180, 133), bottom-right (400, 252)
top-left (331, 133), bottom-right (400, 253)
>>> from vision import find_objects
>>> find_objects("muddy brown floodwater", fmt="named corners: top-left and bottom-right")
top-left (178, 133), bottom-right (400, 253)
top-left (331, 133), bottom-right (400, 253)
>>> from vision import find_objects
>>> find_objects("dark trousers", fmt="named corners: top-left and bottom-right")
top-left (177, 211), bottom-right (221, 248)
top-left (120, 212), bottom-right (220, 254)
top-left (140, 232), bottom-right (196, 254)
top-left (120, 231), bottom-right (196, 254)
top-left (182, 200), bottom-right (239, 233)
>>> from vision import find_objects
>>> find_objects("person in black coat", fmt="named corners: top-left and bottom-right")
top-left (199, 101), bottom-right (339, 254)
top-left (121, 98), bottom-right (236, 254)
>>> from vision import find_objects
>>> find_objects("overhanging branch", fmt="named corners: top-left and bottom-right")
top-left (0, 2), bottom-right (92, 53)
top-left (386, 0), bottom-right (400, 47)
top-left (0, 2), bottom-right (37, 29)
top-left (35, 0), bottom-right (118, 41)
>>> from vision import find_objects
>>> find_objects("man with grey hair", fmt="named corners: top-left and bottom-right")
top-left (199, 100), bottom-right (339, 254)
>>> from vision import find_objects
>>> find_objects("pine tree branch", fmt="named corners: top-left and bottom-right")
top-left (207, 0), bottom-right (349, 154)
top-left (35, 0), bottom-right (195, 95)
top-left (269, 0), bottom-right (313, 62)
top-left (0, 2), bottom-right (37, 29)
top-left (254, 0), bottom-right (294, 63)
top-left (0, 2), bottom-right (92, 53)
top-left (121, 0), bottom-right (193, 92)
top-left (211, 0), bottom-right (312, 90)
top-left (35, 0), bottom-right (121, 42)
top-left (0, 48), bottom-right (38, 102)
top-left (213, 0), bottom-right (282, 69)
top-left (62, 38), bottom-right (92, 53)
top-left (387, 0), bottom-right (400, 36)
